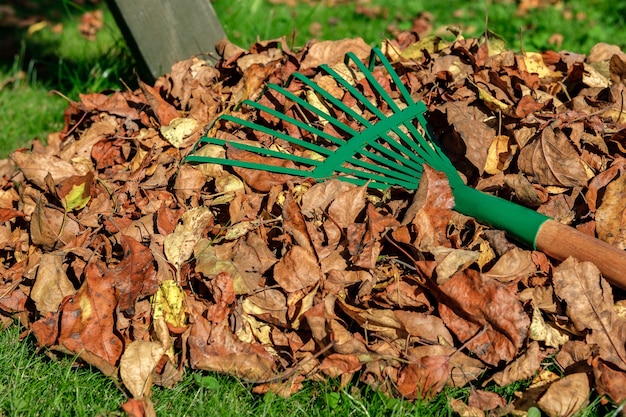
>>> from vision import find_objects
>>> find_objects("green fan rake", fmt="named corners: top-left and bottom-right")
top-left (186, 48), bottom-right (626, 287)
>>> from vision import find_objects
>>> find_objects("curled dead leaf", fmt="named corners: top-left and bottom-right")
top-left (120, 341), bottom-right (165, 398)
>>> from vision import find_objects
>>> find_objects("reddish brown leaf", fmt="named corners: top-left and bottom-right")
top-left (138, 79), bottom-right (179, 126)
top-left (403, 165), bottom-right (454, 250)
top-left (467, 388), bottom-right (507, 411)
top-left (593, 358), bottom-right (626, 405)
top-left (439, 269), bottom-right (530, 365)
top-left (0, 208), bottom-right (25, 222)
top-left (553, 257), bottom-right (626, 371)
top-left (57, 260), bottom-right (124, 369)
top-left (188, 303), bottom-right (276, 381)
top-left (114, 235), bottom-right (159, 314)
top-left (398, 355), bottom-right (450, 400)
top-left (319, 353), bottom-right (362, 378)
top-left (300, 38), bottom-right (371, 70)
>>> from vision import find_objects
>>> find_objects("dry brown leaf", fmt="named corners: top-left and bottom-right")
top-left (402, 165), bottom-right (454, 250)
top-left (449, 398), bottom-right (485, 417)
top-left (164, 206), bottom-right (213, 269)
top-left (30, 196), bottom-right (81, 251)
top-left (327, 183), bottom-right (367, 229)
top-left (442, 103), bottom-right (495, 174)
top-left (553, 257), bottom-right (626, 371)
top-left (273, 245), bottom-right (322, 293)
top-left (483, 247), bottom-right (536, 283)
top-left (595, 172), bottom-right (626, 248)
top-left (593, 358), bottom-right (626, 405)
top-left (56, 260), bottom-right (124, 370)
top-left (300, 38), bottom-right (371, 70)
top-left (518, 126), bottom-right (590, 187)
top-left (138, 79), bottom-right (179, 126)
top-left (467, 388), bottom-right (507, 411)
top-left (491, 341), bottom-right (543, 386)
top-left (439, 270), bottom-right (530, 365)
top-left (30, 252), bottom-right (75, 313)
top-left (119, 341), bottom-right (165, 398)
top-left (537, 373), bottom-right (590, 417)
top-left (188, 304), bottom-right (276, 381)
top-left (393, 310), bottom-right (454, 345)
top-left (397, 354), bottom-right (450, 400)
top-left (10, 151), bottom-right (81, 189)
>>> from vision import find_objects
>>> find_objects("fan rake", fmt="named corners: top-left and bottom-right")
top-left (186, 48), bottom-right (626, 287)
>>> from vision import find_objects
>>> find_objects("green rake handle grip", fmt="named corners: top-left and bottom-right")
top-left (453, 185), bottom-right (626, 288)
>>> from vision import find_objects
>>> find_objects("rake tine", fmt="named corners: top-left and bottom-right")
top-left (220, 113), bottom-right (333, 156)
top-left (345, 51), bottom-right (460, 178)
top-left (319, 63), bottom-right (437, 168)
top-left (290, 71), bottom-right (427, 171)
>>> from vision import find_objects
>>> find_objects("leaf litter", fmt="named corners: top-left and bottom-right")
top-left (1, 30), bottom-right (626, 416)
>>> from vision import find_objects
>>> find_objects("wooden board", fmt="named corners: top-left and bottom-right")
top-left (106, 0), bottom-right (226, 82)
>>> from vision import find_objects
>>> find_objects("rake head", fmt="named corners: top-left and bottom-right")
top-left (186, 47), bottom-right (462, 191)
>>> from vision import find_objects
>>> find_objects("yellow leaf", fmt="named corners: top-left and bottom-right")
top-left (151, 280), bottom-right (188, 328)
top-left (484, 135), bottom-right (516, 175)
top-left (119, 340), bottom-right (165, 398)
top-left (523, 52), bottom-right (560, 79)
top-left (62, 182), bottom-right (91, 211)
top-left (27, 21), bottom-right (49, 37)
top-left (483, 30), bottom-right (507, 57)
top-left (160, 117), bottom-right (199, 148)
top-left (401, 36), bottom-right (448, 60)
top-left (477, 85), bottom-right (509, 111)
top-left (529, 304), bottom-right (569, 348)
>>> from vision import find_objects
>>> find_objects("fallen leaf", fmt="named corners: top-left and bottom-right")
top-left (518, 126), bottom-right (590, 187)
top-left (300, 38), bottom-right (371, 70)
top-left (138, 79), bottom-right (179, 126)
top-left (529, 304), bottom-right (569, 348)
top-left (439, 270), bottom-right (530, 365)
top-left (593, 358), bottom-right (626, 405)
top-left (483, 247), bottom-right (536, 283)
top-left (553, 257), bottom-right (626, 371)
top-left (56, 260), bottom-right (124, 371)
top-left (164, 206), bottom-right (213, 269)
top-left (10, 151), bottom-right (81, 189)
top-left (30, 196), bottom-right (81, 251)
top-left (491, 341), bottom-right (543, 386)
top-left (273, 245), bottom-right (322, 293)
top-left (160, 117), bottom-right (200, 148)
top-left (120, 341), bottom-right (165, 398)
top-left (397, 354), bottom-right (450, 400)
top-left (30, 252), bottom-right (75, 313)
top-left (152, 280), bottom-right (188, 329)
top-left (537, 373), bottom-right (589, 417)
top-left (595, 173), bottom-right (626, 248)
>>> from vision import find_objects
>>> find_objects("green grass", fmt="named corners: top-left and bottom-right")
top-left (1, 0), bottom-right (626, 414)
top-left (0, 324), bottom-right (463, 416)
top-left (1, 323), bottom-right (620, 416)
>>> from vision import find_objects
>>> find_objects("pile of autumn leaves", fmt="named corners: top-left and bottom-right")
top-left (1, 29), bottom-right (626, 416)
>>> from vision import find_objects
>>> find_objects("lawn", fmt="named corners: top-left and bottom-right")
top-left (1, 0), bottom-right (625, 415)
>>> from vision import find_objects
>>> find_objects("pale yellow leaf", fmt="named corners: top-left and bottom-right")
top-left (160, 117), bottom-right (199, 148)
top-left (164, 206), bottom-right (213, 269)
top-left (119, 340), bottom-right (164, 398)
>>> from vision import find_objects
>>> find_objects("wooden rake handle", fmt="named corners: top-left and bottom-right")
top-left (536, 220), bottom-right (626, 289)
top-left (452, 185), bottom-right (626, 289)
